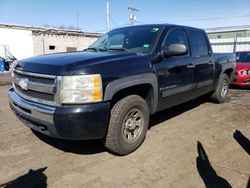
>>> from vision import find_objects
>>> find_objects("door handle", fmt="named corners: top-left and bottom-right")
top-left (186, 64), bottom-right (196, 68)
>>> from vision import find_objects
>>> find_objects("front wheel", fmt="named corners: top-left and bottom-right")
top-left (104, 95), bottom-right (149, 155)
top-left (211, 74), bottom-right (230, 103)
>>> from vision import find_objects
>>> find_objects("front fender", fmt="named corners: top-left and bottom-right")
top-left (104, 73), bottom-right (158, 113)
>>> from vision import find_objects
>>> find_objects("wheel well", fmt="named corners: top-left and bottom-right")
top-left (224, 68), bottom-right (234, 80)
top-left (110, 84), bottom-right (154, 114)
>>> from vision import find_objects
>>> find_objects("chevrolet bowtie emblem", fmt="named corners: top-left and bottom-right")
top-left (19, 78), bottom-right (28, 90)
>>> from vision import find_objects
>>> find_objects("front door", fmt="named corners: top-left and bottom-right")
top-left (154, 28), bottom-right (196, 111)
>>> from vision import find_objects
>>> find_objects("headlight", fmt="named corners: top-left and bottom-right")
top-left (60, 74), bottom-right (102, 104)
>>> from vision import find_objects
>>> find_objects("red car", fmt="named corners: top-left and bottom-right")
top-left (231, 51), bottom-right (250, 87)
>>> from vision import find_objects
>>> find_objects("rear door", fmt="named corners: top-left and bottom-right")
top-left (154, 28), bottom-right (196, 110)
top-left (188, 29), bottom-right (214, 96)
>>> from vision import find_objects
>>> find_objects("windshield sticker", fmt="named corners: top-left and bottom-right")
top-left (151, 28), bottom-right (159, 32)
top-left (143, 44), bottom-right (150, 48)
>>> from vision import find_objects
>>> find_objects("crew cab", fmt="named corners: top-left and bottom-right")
top-left (8, 24), bottom-right (235, 155)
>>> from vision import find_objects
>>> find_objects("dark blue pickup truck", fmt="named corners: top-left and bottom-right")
top-left (8, 24), bottom-right (235, 155)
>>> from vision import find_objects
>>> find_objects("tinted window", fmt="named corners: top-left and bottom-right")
top-left (190, 31), bottom-right (209, 57)
top-left (163, 29), bottom-right (189, 52)
top-left (236, 52), bottom-right (250, 63)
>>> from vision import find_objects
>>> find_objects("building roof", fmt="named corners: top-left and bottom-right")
top-left (205, 25), bottom-right (250, 33)
top-left (0, 23), bottom-right (102, 37)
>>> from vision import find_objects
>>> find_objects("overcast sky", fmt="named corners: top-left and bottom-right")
top-left (0, 0), bottom-right (250, 32)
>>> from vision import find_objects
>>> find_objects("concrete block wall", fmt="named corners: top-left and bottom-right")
top-left (32, 33), bottom-right (98, 56)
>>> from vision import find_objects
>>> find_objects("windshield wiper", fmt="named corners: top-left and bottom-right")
top-left (106, 48), bottom-right (129, 52)
top-left (84, 47), bottom-right (99, 52)
top-left (84, 47), bottom-right (129, 53)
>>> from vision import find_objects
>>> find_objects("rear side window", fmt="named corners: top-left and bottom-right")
top-left (163, 29), bottom-right (189, 52)
top-left (190, 30), bottom-right (209, 57)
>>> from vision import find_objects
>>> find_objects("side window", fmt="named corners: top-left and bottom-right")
top-left (162, 29), bottom-right (189, 54)
top-left (190, 31), bottom-right (209, 57)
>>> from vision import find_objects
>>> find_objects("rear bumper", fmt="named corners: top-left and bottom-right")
top-left (8, 89), bottom-right (110, 140)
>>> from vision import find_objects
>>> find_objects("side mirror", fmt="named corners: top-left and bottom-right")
top-left (163, 44), bottom-right (188, 58)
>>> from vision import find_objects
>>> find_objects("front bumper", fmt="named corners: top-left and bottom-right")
top-left (8, 89), bottom-right (110, 140)
top-left (230, 74), bottom-right (250, 87)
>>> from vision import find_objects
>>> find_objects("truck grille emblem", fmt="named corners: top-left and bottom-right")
top-left (19, 78), bottom-right (28, 90)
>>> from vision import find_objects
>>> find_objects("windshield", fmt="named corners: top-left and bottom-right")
top-left (88, 26), bottom-right (162, 54)
top-left (236, 52), bottom-right (250, 63)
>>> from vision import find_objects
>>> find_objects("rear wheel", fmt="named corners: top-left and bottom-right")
top-left (211, 74), bottom-right (229, 103)
top-left (104, 95), bottom-right (149, 155)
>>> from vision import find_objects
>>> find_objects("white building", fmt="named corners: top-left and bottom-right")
top-left (206, 25), bottom-right (250, 53)
top-left (0, 23), bottom-right (102, 60)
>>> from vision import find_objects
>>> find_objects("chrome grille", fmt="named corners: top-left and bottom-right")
top-left (14, 72), bottom-right (55, 85)
top-left (15, 84), bottom-right (55, 101)
top-left (13, 70), bottom-right (57, 106)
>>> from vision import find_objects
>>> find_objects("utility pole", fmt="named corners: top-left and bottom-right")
top-left (106, 0), bottom-right (110, 32)
top-left (128, 7), bottom-right (139, 25)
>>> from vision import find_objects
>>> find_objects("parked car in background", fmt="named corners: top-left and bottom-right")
top-left (231, 51), bottom-right (250, 87)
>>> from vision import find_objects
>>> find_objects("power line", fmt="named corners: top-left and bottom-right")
top-left (110, 16), bottom-right (118, 27)
top-left (94, 23), bottom-right (130, 33)
top-left (79, 7), bottom-right (127, 26)
top-left (84, 14), bottom-right (250, 33)
top-left (140, 14), bottom-right (250, 24)
top-left (183, 14), bottom-right (250, 22)
top-left (142, 0), bottom-right (211, 8)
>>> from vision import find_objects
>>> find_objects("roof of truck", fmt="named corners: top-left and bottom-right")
top-left (112, 24), bottom-right (204, 31)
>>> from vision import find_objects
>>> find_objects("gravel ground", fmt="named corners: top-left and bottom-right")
top-left (0, 72), bottom-right (11, 86)
top-left (0, 85), bottom-right (249, 188)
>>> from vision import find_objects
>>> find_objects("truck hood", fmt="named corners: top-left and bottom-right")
top-left (235, 62), bottom-right (250, 71)
top-left (16, 51), bottom-right (138, 75)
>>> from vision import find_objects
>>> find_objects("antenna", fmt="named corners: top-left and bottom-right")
top-left (106, 0), bottom-right (110, 32)
top-left (76, 11), bottom-right (79, 31)
top-left (128, 7), bottom-right (139, 25)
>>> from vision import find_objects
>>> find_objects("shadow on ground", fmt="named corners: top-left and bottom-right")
top-left (33, 131), bottom-right (105, 155)
top-left (230, 85), bottom-right (250, 90)
top-left (247, 177), bottom-right (250, 188)
top-left (149, 96), bottom-right (208, 128)
top-left (197, 130), bottom-right (250, 188)
top-left (196, 141), bottom-right (232, 188)
top-left (0, 167), bottom-right (47, 188)
top-left (233, 130), bottom-right (250, 188)
top-left (233, 129), bottom-right (250, 155)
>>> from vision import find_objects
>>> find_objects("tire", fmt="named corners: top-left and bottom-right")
top-left (211, 74), bottom-right (229, 103)
top-left (104, 95), bottom-right (149, 155)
